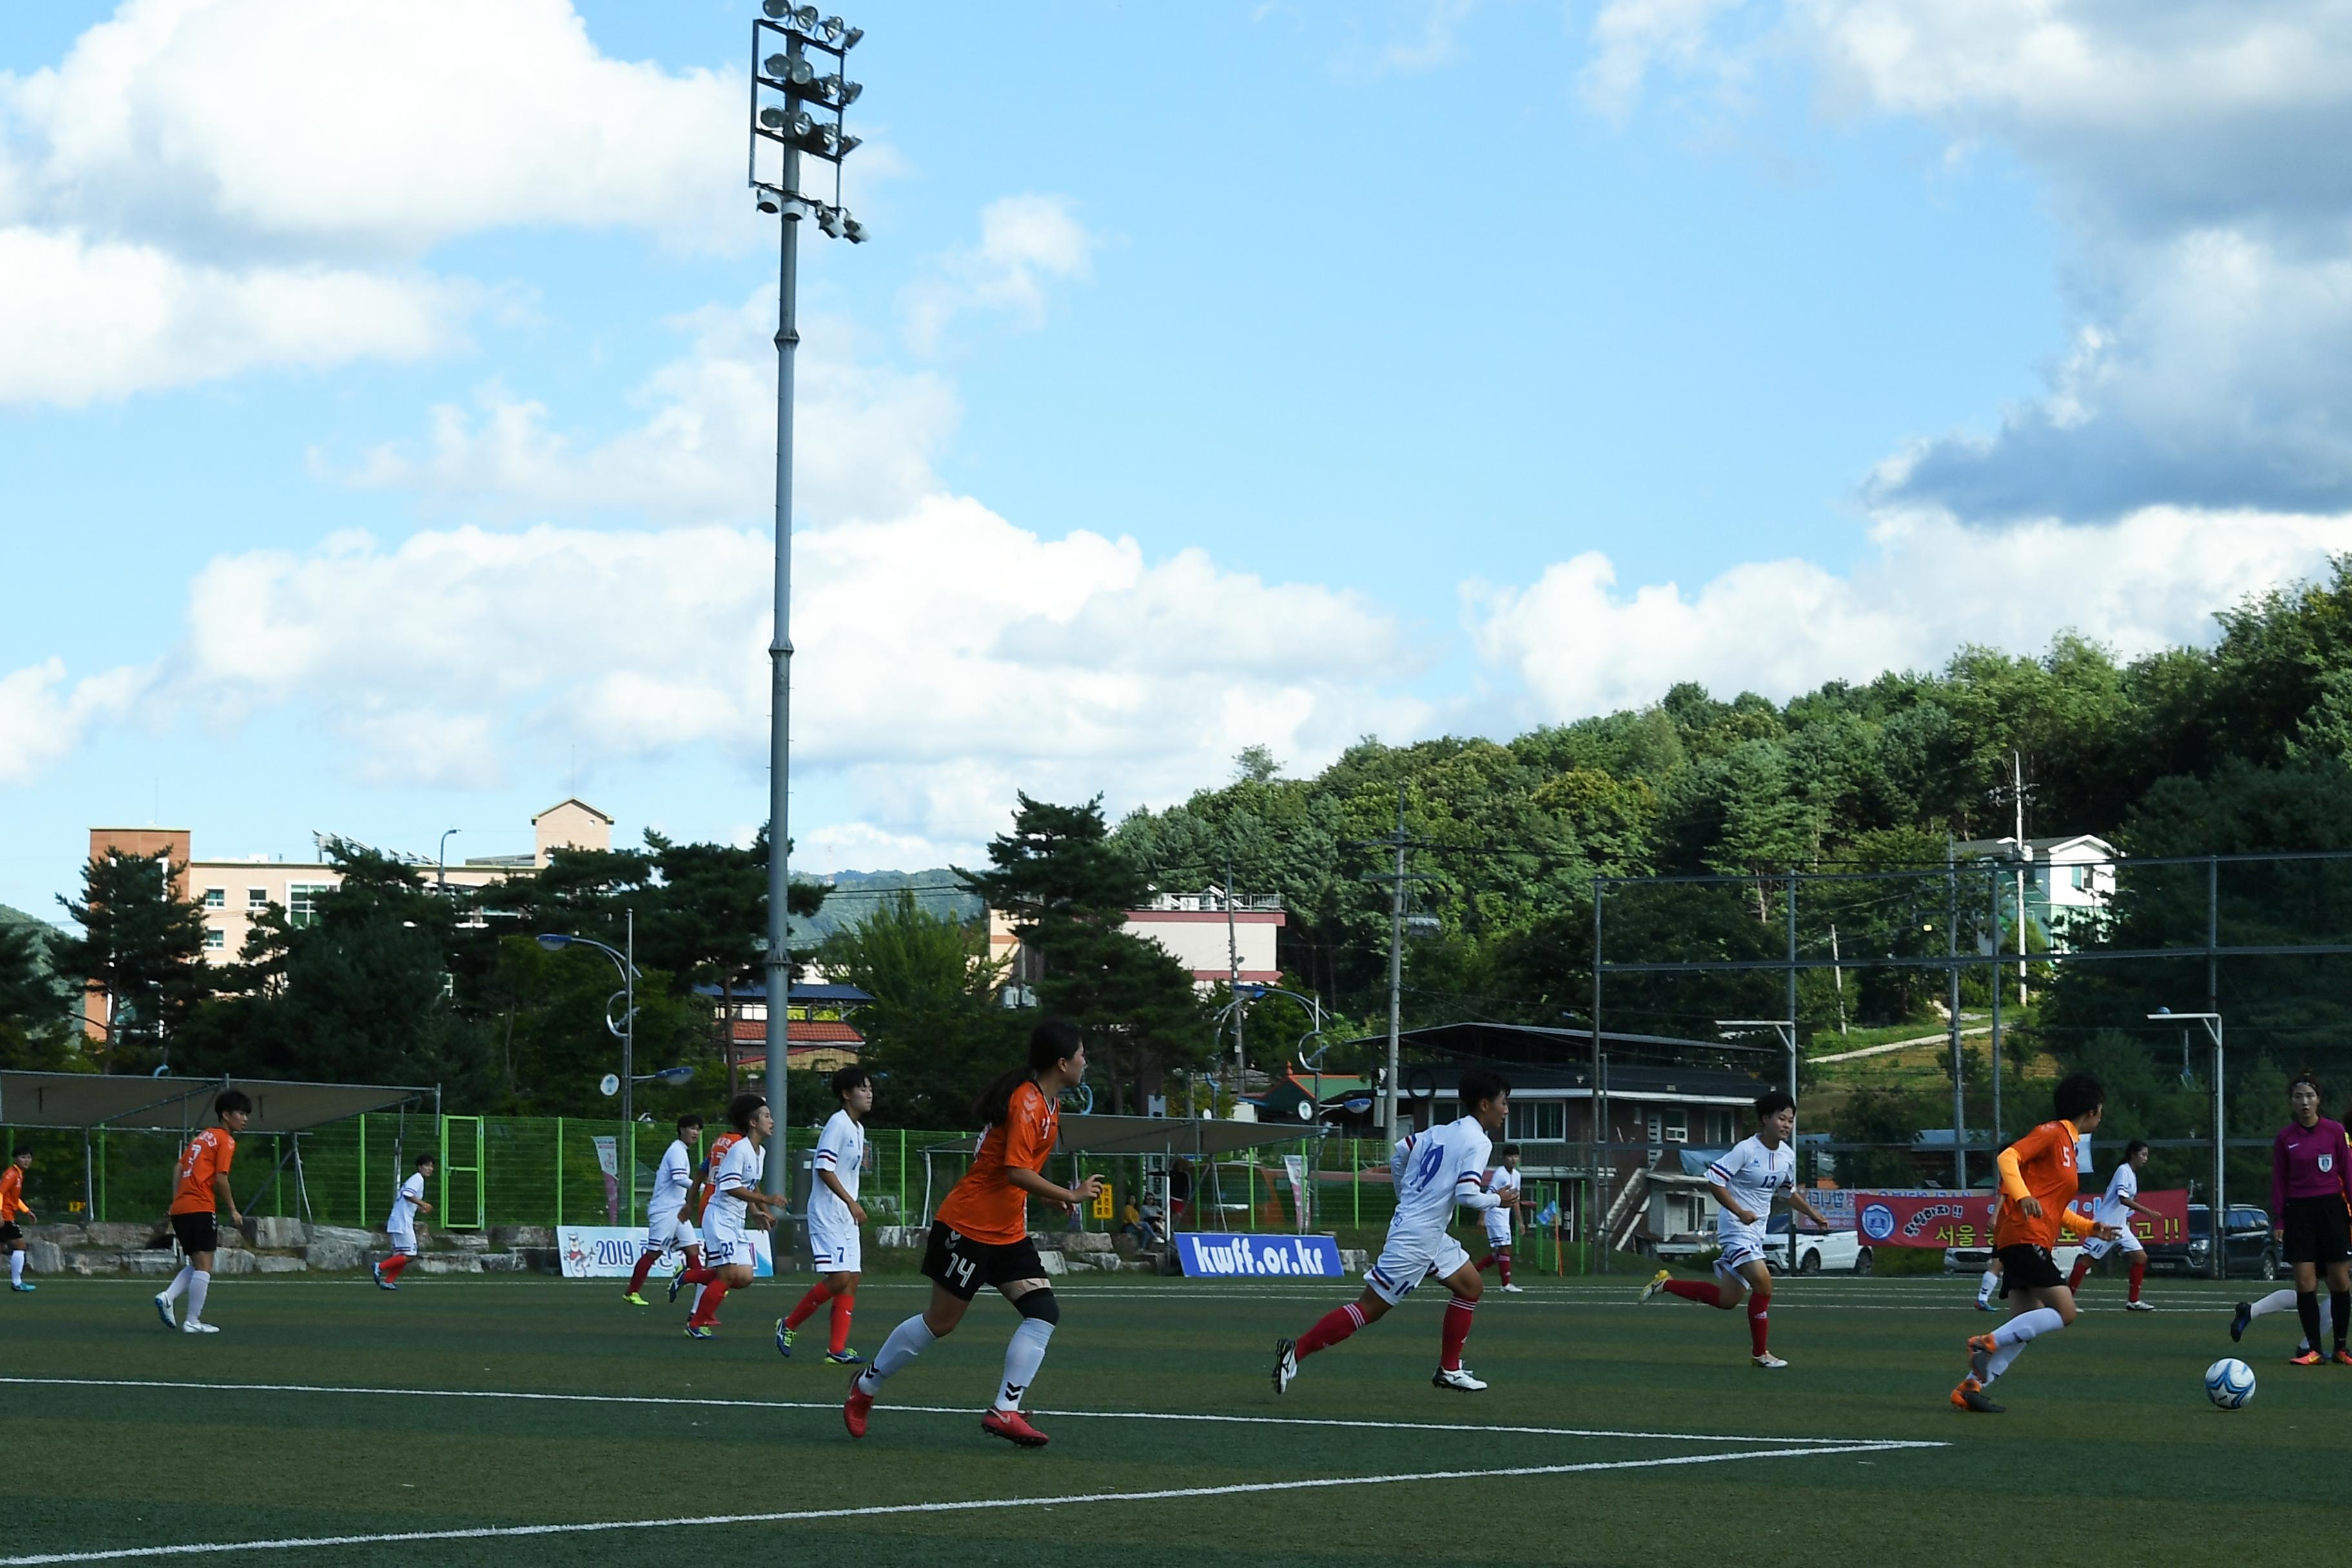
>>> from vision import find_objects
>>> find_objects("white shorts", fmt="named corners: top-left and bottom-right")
top-left (1366, 1231), bottom-right (1471, 1306)
top-left (808, 1219), bottom-right (861, 1275)
top-left (387, 1228), bottom-right (418, 1258)
top-left (703, 1206), bottom-right (750, 1269)
top-left (2081, 1230), bottom-right (2144, 1260)
top-left (1483, 1213), bottom-right (1514, 1247)
top-left (645, 1206), bottom-right (700, 1256)
top-left (1714, 1231), bottom-right (1769, 1277)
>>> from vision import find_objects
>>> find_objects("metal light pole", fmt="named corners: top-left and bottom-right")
top-left (749, 3), bottom-right (865, 1195)
top-left (436, 828), bottom-right (459, 890)
top-left (538, 918), bottom-right (640, 1222)
top-left (2152, 1009), bottom-right (2226, 1280)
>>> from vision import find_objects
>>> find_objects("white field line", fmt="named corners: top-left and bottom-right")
top-left (0, 1376), bottom-right (1885, 1445)
top-left (0, 1440), bottom-right (1943, 1566)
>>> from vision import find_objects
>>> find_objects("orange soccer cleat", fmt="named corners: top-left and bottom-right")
top-left (981, 1407), bottom-right (1051, 1447)
top-left (843, 1372), bottom-right (874, 1438)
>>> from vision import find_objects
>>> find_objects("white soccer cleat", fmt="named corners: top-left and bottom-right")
top-left (1431, 1367), bottom-right (1487, 1392)
top-left (1751, 1353), bottom-right (1788, 1369)
top-left (2123, 1299), bottom-right (2155, 1313)
top-left (1640, 1268), bottom-right (1671, 1304)
top-left (153, 1294), bottom-right (176, 1329)
top-left (182, 1319), bottom-right (220, 1335)
top-left (1499, 1283), bottom-right (1524, 1293)
top-left (1272, 1338), bottom-right (1298, 1396)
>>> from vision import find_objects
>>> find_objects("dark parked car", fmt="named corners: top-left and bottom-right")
top-left (2146, 1204), bottom-right (2275, 1280)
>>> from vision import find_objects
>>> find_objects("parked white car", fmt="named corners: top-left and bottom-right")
top-left (1654, 1218), bottom-right (1874, 1275)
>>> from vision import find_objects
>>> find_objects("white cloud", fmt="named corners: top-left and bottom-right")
top-left (901, 194), bottom-right (1101, 355)
top-left (1581, 0), bottom-right (1752, 120)
top-left (0, 659), bottom-right (148, 786)
top-left (0, 226), bottom-right (473, 406)
top-left (331, 298), bottom-right (959, 528)
top-left (6, 0), bottom-right (743, 258)
top-left (1470, 504), bottom-right (2352, 719)
top-left (155, 508), bottom-right (1420, 848)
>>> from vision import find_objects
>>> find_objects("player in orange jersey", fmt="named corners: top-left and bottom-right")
top-left (1951, 1074), bottom-right (2119, 1412)
top-left (3, 1148), bottom-right (35, 1293)
top-left (845, 1019), bottom-right (1101, 1449)
top-left (156, 1090), bottom-right (250, 1334)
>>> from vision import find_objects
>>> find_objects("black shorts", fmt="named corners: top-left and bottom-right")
top-left (170, 1211), bottom-right (219, 1257)
top-left (0, 1222), bottom-right (20, 1249)
top-left (2282, 1196), bottom-right (2352, 1266)
top-left (1996, 1243), bottom-right (2065, 1295)
top-left (921, 1220), bottom-right (1048, 1302)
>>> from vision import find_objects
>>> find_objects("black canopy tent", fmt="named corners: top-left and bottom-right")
top-left (917, 1114), bottom-right (1328, 1233)
top-left (0, 1072), bottom-right (436, 1224)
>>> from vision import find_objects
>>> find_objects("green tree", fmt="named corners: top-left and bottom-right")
top-left (0, 921), bottom-right (81, 1072)
top-left (52, 849), bottom-right (211, 1072)
top-left (817, 892), bottom-right (1021, 1126)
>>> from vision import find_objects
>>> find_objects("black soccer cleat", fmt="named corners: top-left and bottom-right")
top-left (2230, 1301), bottom-right (2251, 1343)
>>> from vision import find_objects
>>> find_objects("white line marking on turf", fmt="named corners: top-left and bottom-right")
top-left (0, 1441), bottom-right (1945, 1565)
top-left (0, 1377), bottom-right (1879, 1446)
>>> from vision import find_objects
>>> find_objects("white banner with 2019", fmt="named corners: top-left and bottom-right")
top-left (557, 1226), bottom-right (772, 1279)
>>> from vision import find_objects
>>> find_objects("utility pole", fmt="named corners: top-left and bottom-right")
top-left (1224, 855), bottom-right (1244, 1110)
top-left (1346, 786), bottom-right (1434, 1141)
top-left (1946, 843), bottom-right (1965, 1191)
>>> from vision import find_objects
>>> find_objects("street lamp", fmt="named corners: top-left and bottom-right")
top-left (539, 914), bottom-right (641, 1222)
top-left (749, 0), bottom-right (867, 1206)
top-left (602, 1064), bottom-right (697, 1096)
top-left (2151, 1008), bottom-right (2226, 1280)
top-left (437, 827), bottom-right (460, 890)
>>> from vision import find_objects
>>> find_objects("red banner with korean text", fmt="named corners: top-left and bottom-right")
top-left (1832, 1189), bottom-right (2190, 1250)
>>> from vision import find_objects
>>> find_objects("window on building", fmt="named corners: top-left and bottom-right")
top-left (1505, 1102), bottom-right (1565, 1141)
top-left (1665, 1108), bottom-right (1688, 1143)
top-left (1645, 1112), bottom-right (1662, 1146)
top-left (247, 888), bottom-right (269, 910)
top-left (287, 883), bottom-right (332, 928)
top-left (1709, 1109), bottom-right (1734, 1145)
top-left (203, 928), bottom-right (224, 950)
top-left (2070, 865), bottom-right (2090, 890)
top-left (202, 887), bottom-right (224, 909)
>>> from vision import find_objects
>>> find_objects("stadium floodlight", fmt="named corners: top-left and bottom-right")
top-left (747, 6), bottom-right (865, 1205)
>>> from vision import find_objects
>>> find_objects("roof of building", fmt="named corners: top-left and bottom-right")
top-left (532, 798), bottom-right (614, 825)
top-left (730, 1018), bottom-right (865, 1044)
top-left (692, 981), bottom-right (874, 1006)
top-left (1951, 833), bottom-right (2116, 859)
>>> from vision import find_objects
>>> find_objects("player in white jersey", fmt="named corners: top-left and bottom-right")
top-left (1473, 1143), bottom-right (1528, 1293)
top-left (778, 1067), bottom-right (874, 1364)
top-left (2067, 1138), bottom-right (2157, 1309)
top-left (1642, 1090), bottom-right (1830, 1367)
top-left (684, 1093), bottom-right (789, 1340)
top-left (374, 1153), bottom-right (436, 1291)
top-left (1273, 1071), bottom-right (1511, 1395)
top-left (623, 1113), bottom-right (704, 1306)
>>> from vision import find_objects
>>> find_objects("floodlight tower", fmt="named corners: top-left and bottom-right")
top-left (749, 4), bottom-right (865, 1198)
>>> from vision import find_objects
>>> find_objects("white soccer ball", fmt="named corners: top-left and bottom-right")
top-left (2204, 1357), bottom-right (2257, 1410)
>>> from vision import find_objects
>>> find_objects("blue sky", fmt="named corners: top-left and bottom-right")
top-left (8, 1), bottom-right (2352, 925)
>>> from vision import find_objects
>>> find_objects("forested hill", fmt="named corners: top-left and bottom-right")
top-left (1109, 560), bottom-right (2352, 1032)
top-left (796, 868), bottom-right (983, 942)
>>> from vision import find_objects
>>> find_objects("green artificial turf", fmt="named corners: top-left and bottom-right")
top-left (5, 1269), bottom-right (2343, 1565)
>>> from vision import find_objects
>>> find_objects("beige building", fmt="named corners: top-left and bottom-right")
top-left (988, 887), bottom-right (1285, 995)
top-left (87, 798), bottom-right (614, 975)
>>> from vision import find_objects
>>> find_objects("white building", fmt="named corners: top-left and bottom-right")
top-left (988, 886), bottom-right (1284, 994)
top-left (1953, 832), bottom-right (2118, 950)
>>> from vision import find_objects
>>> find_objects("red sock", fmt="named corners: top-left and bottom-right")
top-left (380, 1254), bottom-right (412, 1282)
top-left (688, 1277), bottom-right (730, 1327)
top-left (1295, 1302), bottom-right (1366, 1358)
top-left (1440, 1297), bottom-right (1476, 1371)
top-left (1496, 1252), bottom-right (1513, 1287)
top-left (783, 1282), bottom-right (830, 1331)
top-left (625, 1251), bottom-right (658, 1295)
top-left (2067, 1257), bottom-right (2090, 1291)
top-left (1747, 1293), bottom-right (1771, 1357)
top-left (2128, 1257), bottom-right (2146, 1302)
top-left (1663, 1279), bottom-right (1724, 1308)
top-left (828, 1291), bottom-right (856, 1355)
top-left (1473, 1254), bottom-right (1496, 1273)
top-left (678, 1264), bottom-right (718, 1292)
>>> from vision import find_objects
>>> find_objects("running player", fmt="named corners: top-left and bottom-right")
top-left (845, 1021), bottom-right (1101, 1448)
top-left (1642, 1090), bottom-right (1830, 1368)
top-left (624, 1113), bottom-right (704, 1306)
top-left (1473, 1143), bottom-right (1527, 1293)
top-left (1272, 1070), bottom-right (1513, 1396)
top-left (679, 1093), bottom-right (789, 1338)
top-left (155, 1090), bottom-right (250, 1333)
top-left (1950, 1073), bottom-right (2118, 1412)
top-left (2066, 1138), bottom-right (2157, 1309)
top-left (373, 1153), bottom-right (435, 1290)
top-left (779, 1067), bottom-right (873, 1364)
top-left (2268, 1072), bottom-right (2352, 1366)
top-left (3, 1148), bottom-right (34, 1293)
top-left (672, 1117), bottom-right (742, 1317)
top-left (1974, 1254), bottom-right (2003, 1312)
top-left (2231, 1288), bottom-right (2338, 1352)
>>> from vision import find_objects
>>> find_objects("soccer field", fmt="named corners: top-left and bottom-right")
top-left (6, 1272), bottom-right (2344, 1566)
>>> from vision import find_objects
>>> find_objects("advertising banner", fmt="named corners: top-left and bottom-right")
top-left (558, 1225), bottom-right (773, 1279)
top-left (1840, 1189), bottom-right (2189, 1250)
top-left (1176, 1232), bottom-right (1345, 1279)
top-left (591, 1136), bottom-right (620, 1224)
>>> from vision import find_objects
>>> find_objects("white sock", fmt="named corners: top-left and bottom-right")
top-left (995, 1317), bottom-right (1055, 1412)
top-left (1977, 1270), bottom-right (1998, 1302)
top-left (2250, 1288), bottom-right (2298, 1318)
top-left (187, 1269), bottom-right (211, 1322)
top-left (858, 1314), bottom-right (939, 1395)
top-left (161, 1264), bottom-right (193, 1304)
top-left (8, 1250), bottom-right (22, 1285)
top-left (690, 1284), bottom-right (707, 1313)
top-left (1986, 1306), bottom-right (2064, 1380)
